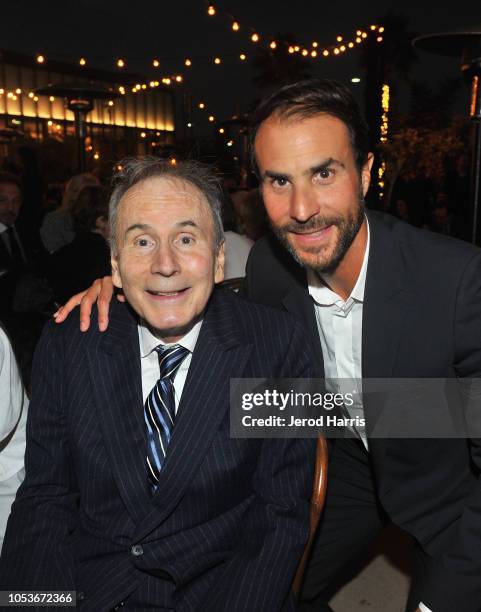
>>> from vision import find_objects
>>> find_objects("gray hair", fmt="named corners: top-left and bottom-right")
top-left (109, 157), bottom-right (224, 253)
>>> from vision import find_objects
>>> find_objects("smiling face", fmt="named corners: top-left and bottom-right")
top-left (111, 176), bottom-right (224, 342)
top-left (255, 113), bottom-right (373, 275)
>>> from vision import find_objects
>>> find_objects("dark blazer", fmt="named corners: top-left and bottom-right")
top-left (0, 289), bottom-right (316, 611)
top-left (244, 211), bottom-right (481, 612)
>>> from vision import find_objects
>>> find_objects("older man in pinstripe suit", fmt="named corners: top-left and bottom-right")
top-left (0, 158), bottom-right (315, 612)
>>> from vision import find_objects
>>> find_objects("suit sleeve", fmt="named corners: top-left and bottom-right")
top-left (422, 250), bottom-right (481, 612)
top-left (205, 320), bottom-right (316, 611)
top-left (0, 322), bottom-right (78, 590)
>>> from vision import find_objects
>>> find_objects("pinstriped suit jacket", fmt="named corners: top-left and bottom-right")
top-left (0, 288), bottom-right (316, 611)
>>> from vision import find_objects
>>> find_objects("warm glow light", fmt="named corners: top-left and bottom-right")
top-left (198, 102), bottom-right (205, 109)
top-left (152, 59), bottom-right (160, 67)
top-left (0, 89), bottom-right (4, 94)
top-left (356, 37), bottom-right (362, 43)
top-left (351, 77), bottom-right (361, 83)
top-left (108, 100), bottom-right (114, 106)
top-left (227, 140), bottom-right (233, 147)
top-left (141, 84), bottom-right (147, 89)
top-left (377, 36), bottom-right (383, 42)
top-left (348, 42), bottom-right (354, 48)
top-left (270, 41), bottom-right (277, 49)
top-left (370, 25), bottom-right (377, 30)
top-left (175, 75), bottom-right (183, 82)
top-left (336, 36), bottom-right (343, 42)
top-left (185, 58), bottom-right (192, 67)
top-left (162, 78), bottom-right (171, 85)
top-left (311, 50), bottom-right (317, 57)
top-left (207, 4), bottom-right (215, 16)
top-left (187, 122), bottom-right (192, 127)
top-left (288, 46), bottom-right (295, 54)
top-left (219, 127), bottom-right (225, 134)
top-left (36, 54), bottom-right (45, 64)
top-left (49, 96), bottom-right (55, 102)
top-left (15, 88), bottom-right (21, 94)
top-left (340, 45), bottom-right (346, 52)
top-left (140, 132), bottom-right (146, 138)
top-left (232, 21), bottom-right (239, 31)
top-left (294, 46), bottom-right (300, 52)
top-left (214, 57), bottom-right (221, 64)
top-left (47, 120), bottom-right (53, 126)
top-left (93, 152), bottom-right (100, 160)
top-left (251, 33), bottom-right (259, 42)
top-left (333, 48), bottom-right (340, 55)
top-left (239, 53), bottom-right (246, 60)
top-left (302, 49), bottom-right (308, 56)
top-left (312, 42), bottom-right (318, 48)
top-left (322, 49), bottom-right (329, 56)
top-left (117, 59), bottom-right (125, 68)
top-left (379, 26), bottom-right (385, 33)
top-left (356, 30), bottom-right (362, 36)
top-left (149, 81), bottom-right (156, 87)
top-left (170, 158), bottom-right (177, 165)
top-left (79, 58), bottom-right (86, 66)
top-left (361, 32), bottom-right (367, 38)
top-left (208, 115), bottom-right (215, 122)
top-left (33, 96), bottom-right (38, 102)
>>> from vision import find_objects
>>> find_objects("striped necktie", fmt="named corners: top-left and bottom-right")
top-left (144, 344), bottom-right (189, 489)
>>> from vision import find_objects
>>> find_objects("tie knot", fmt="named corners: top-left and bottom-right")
top-left (155, 344), bottom-right (189, 380)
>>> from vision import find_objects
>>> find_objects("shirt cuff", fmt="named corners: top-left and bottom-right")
top-left (419, 602), bottom-right (432, 612)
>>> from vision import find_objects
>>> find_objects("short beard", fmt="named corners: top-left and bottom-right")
top-left (271, 195), bottom-right (365, 275)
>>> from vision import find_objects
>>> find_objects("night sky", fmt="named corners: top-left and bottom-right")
top-left (3, 0), bottom-right (480, 137)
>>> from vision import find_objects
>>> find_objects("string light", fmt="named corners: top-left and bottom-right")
top-left (207, 4), bottom-right (215, 16)
top-left (239, 53), bottom-right (246, 60)
top-left (198, 102), bottom-right (205, 109)
top-left (93, 152), bottom-right (100, 160)
top-left (208, 115), bottom-right (215, 122)
top-left (232, 21), bottom-right (239, 31)
top-left (49, 96), bottom-right (55, 102)
top-left (312, 42), bottom-right (318, 48)
top-left (152, 59), bottom-right (160, 67)
top-left (214, 57), bottom-right (221, 64)
top-left (79, 58), bottom-right (87, 66)
top-left (377, 36), bottom-right (383, 43)
top-left (107, 100), bottom-right (114, 106)
top-left (227, 140), bottom-right (233, 147)
top-left (336, 36), bottom-right (343, 42)
top-left (36, 54), bottom-right (45, 64)
top-left (219, 127), bottom-right (225, 134)
top-left (140, 132), bottom-right (146, 138)
top-left (269, 41), bottom-right (277, 50)
top-left (117, 58), bottom-right (125, 68)
top-left (251, 33), bottom-right (259, 43)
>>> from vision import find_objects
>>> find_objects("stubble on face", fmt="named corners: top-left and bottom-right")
top-left (271, 189), bottom-right (365, 275)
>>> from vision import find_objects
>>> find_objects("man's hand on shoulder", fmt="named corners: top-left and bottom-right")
top-left (53, 276), bottom-right (123, 332)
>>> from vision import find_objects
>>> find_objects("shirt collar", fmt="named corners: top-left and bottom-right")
top-left (0, 222), bottom-right (9, 234)
top-left (307, 216), bottom-right (370, 306)
top-left (138, 318), bottom-right (203, 359)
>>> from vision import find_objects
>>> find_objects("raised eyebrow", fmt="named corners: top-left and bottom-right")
top-left (263, 170), bottom-right (291, 182)
top-left (125, 223), bottom-right (152, 236)
top-left (309, 158), bottom-right (345, 175)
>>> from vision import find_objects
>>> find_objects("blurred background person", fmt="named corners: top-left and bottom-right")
top-left (0, 324), bottom-right (28, 552)
top-left (47, 185), bottom-right (111, 305)
top-left (40, 172), bottom-right (99, 254)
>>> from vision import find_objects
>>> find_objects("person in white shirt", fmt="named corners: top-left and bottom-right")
top-left (0, 325), bottom-right (27, 552)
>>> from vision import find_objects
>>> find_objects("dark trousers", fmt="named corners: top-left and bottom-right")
top-left (297, 438), bottom-right (433, 612)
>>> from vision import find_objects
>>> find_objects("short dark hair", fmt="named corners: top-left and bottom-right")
top-left (250, 78), bottom-right (370, 174)
top-left (0, 172), bottom-right (22, 190)
top-left (70, 185), bottom-right (109, 233)
top-left (109, 157), bottom-right (224, 254)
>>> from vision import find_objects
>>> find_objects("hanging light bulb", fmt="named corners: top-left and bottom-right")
top-left (232, 21), bottom-right (240, 31)
top-left (251, 33), bottom-right (260, 43)
top-left (207, 4), bottom-right (215, 16)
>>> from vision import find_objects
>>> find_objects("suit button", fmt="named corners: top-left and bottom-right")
top-left (113, 603), bottom-right (124, 611)
top-left (77, 591), bottom-right (85, 602)
top-left (131, 544), bottom-right (144, 556)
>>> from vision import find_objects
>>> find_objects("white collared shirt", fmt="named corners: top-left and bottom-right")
top-left (307, 218), bottom-right (370, 447)
top-left (138, 320), bottom-right (203, 412)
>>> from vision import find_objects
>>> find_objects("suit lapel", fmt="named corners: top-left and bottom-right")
top-left (282, 287), bottom-right (325, 377)
top-left (362, 212), bottom-right (411, 379)
top-left (88, 304), bottom-right (151, 524)
top-left (134, 290), bottom-right (252, 540)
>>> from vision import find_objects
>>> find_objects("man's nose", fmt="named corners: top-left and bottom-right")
top-left (289, 185), bottom-right (320, 222)
top-left (151, 244), bottom-right (180, 277)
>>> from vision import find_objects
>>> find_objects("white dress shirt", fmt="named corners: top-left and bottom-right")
top-left (307, 219), bottom-right (370, 447)
top-left (138, 319), bottom-right (203, 410)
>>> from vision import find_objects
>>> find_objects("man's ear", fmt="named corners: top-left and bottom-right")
top-left (111, 255), bottom-right (123, 289)
top-left (361, 153), bottom-right (375, 197)
top-left (214, 241), bottom-right (225, 284)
